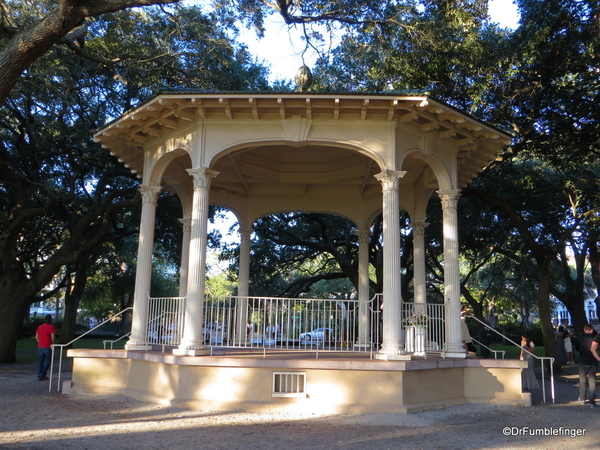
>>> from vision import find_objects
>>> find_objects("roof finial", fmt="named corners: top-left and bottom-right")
top-left (294, 65), bottom-right (313, 92)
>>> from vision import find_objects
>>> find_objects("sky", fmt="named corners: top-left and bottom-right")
top-left (237, 0), bottom-right (521, 82)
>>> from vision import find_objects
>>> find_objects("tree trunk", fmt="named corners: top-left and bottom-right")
top-left (0, 272), bottom-right (34, 363)
top-left (60, 264), bottom-right (89, 344)
top-left (536, 259), bottom-right (560, 373)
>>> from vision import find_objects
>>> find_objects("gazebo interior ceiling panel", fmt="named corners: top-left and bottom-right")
top-left (211, 145), bottom-right (383, 198)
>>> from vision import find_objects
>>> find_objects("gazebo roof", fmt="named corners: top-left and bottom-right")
top-left (94, 90), bottom-right (512, 189)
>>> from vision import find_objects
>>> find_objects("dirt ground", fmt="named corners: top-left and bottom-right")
top-left (1, 361), bottom-right (599, 450)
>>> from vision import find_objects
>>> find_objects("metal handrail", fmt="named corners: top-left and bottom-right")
top-left (48, 307), bottom-right (133, 393)
top-left (466, 315), bottom-right (555, 404)
top-left (103, 332), bottom-right (132, 349)
top-left (470, 337), bottom-right (506, 359)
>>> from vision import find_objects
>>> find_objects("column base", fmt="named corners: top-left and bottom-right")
top-left (173, 348), bottom-right (211, 356)
top-left (442, 351), bottom-right (468, 359)
top-left (124, 343), bottom-right (153, 351)
top-left (375, 352), bottom-right (413, 361)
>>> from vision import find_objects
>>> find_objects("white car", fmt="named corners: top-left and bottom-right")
top-left (300, 328), bottom-right (334, 341)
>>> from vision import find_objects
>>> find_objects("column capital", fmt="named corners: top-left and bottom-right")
top-left (375, 170), bottom-right (406, 191)
top-left (139, 185), bottom-right (161, 204)
top-left (186, 167), bottom-right (220, 188)
top-left (240, 227), bottom-right (253, 241)
top-left (355, 228), bottom-right (371, 244)
top-left (411, 221), bottom-right (429, 236)
top-left (437, 189), bottom-right (461, 208)
top-left (179, 217), bottom-right (192, 233)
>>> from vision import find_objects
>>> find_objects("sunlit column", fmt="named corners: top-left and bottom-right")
top-left (412, 221), bottom-right (429, 305)
top-left (174, 167), bottom-right (219, 356)
top-left (375, 170), bottom-right (408, 360)
top-left (178, 217), bottom-right (191, 297)
top-left (235, 227), bottom-right (252, 344)
top-left (125, 185), bottom-right (161, 351)
top-left (355, 229), bottom-right (371, 348)
top-left (438, 190), bottom-right (465, 357)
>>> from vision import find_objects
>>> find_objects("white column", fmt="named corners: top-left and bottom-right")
top-left (235, 227), bottom-right (252, 344)
top-left (174, 167), bottom-right (219, 356)
top-left (355, 229), bottom-right (371, 348)
top-left (412, 221), bottom-right (428, 305)
top-left (375, 170), bottom-right (409, 360)
top-left (125, 185), bottom-right (161, 351)
top-left (438, 190), bottom-right (466, 357)
top-left (178, 217), bottom-right (191, 297)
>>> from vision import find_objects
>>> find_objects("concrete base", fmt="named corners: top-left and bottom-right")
top-left (172, 348), bottom-right (210, 356)
top-left (374, 353), bottom-right (414, 361)
top-left (124, 344), bottom-right (153, 351)
top-left (65, 349), bottom-right (527, 414)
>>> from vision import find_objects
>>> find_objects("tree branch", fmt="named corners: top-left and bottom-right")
top-left (0, 0), bottom-right (179, 105)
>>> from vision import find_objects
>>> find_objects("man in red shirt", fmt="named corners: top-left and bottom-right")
top-left (35, 315), bottom-right (56, 381)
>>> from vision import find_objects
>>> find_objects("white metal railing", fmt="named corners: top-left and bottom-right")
top-left (465, 315), bottom-right (555, 404)
top-left (146, 296), bottom-right (185, 348)
top-left (401, 300), bottom-right (445, 356)
top-left (103, 332), bottom-right (131, 349)
top-left (146, 294), bottom-right (446, 358)
top-left (202, 295), bottom-right (382, 357)
top-left (49, 307), bottom-right (132, 392)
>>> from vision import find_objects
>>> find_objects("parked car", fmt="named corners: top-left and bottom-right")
top-left (300, 328), bottom-right (334, 341)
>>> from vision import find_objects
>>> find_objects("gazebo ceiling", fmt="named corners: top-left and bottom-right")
top-left (93, 91), bottom-right (512, 192)
top-left (211, 144), bottom-right (383, 199)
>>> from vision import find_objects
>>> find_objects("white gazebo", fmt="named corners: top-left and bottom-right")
top-left (65, 90), bottom-right (528, 413)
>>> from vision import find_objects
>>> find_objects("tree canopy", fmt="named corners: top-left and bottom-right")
top-left (0, 2), bottom-right (268, 362)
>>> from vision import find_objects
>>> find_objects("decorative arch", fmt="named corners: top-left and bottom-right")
top-left (149, 148), bottom-right (191, 186)
top-left (399, 148), bottom-right (454, 192)
top-left (147, 149), bottom-right (194, 217)
top-left (208, 139), bottom-right (386, 174)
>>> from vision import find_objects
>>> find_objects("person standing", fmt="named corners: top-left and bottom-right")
top-left (555, 325), bottom-right (567, 364)
top-left (478, 325), bottom-right (492, 359)
top-left (460, 305), bottom-right (477, 354)
top-left (520, 334), bottom-right (539, 390)
top-left (35, 314), bottom-right (56, 381)
top-left (564, 329), bottom-right (575, 364)
top-left (575, 324), bottom-right (600, 408)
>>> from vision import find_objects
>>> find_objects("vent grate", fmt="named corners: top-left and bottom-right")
top-left (272, 372), bottom-right (307, 398)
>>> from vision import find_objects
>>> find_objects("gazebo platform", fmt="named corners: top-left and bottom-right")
top-left (64, 348), bottom-right (527, 413)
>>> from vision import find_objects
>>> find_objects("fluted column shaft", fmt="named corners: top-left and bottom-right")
top-left (438, 190), bottom-right (465, 357)
top-left (412, 221), bottom-right (429, 305)
top-left (235, 227), bottom-right (252, 344)
top-left (375, 170), bottom-right (406, 359)
top-left (125, 185), bottom-right (161, 350)
top-left (174, 168), bottom-right (219, 356)
top-left (178, 218), bottom-right (191, 297)
top-left (356, 229), bottom-right (371, 347)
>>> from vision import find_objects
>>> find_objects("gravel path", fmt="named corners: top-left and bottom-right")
top-left (1, 362), bottom-right (598, 449)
